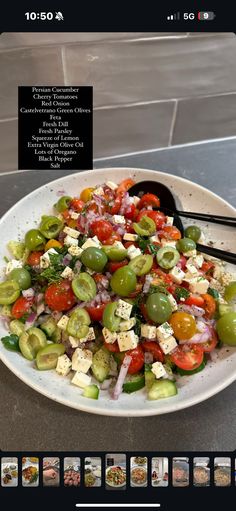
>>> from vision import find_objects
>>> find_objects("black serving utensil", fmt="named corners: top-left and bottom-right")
top-left (129, 180), bottom-right (236, 264)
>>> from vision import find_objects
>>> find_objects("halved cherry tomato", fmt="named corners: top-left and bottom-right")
top-left (85, 303), bottom-right (107, 322)
top-left (138, 193), bottom-right (160, 209)
top-left (126, 345), bottom-right (145, 374)
top-left (106, 194), bottom-right (122, 215)
top-left (27, 251), bottom-right (43, 267)
top-left (11, 296), bottom-right (34, 319)
top-left (142, 341), bottom-right (164, 362)
top-left (86, 202), bottom-right (105, 215)
top-left (151, 268), bottom-right (173, 286)
top-left (116, 178), bottom-right (135, 195)
top-left (44, 279), bottom-right (76, 312)
top-left (201, 329), bottom-right (218, 353)
top-left (102, 233), bottom-right (122, 245)
top-left (128, 282), bottom-right (143, 298)
top-left (201, 261), bottom-right (215, 274)
top-left (90, 220), bottom-right (113, 242)
top-left (136, 210), bottom-right (166, 229)
top-left (202, 293), bottom-right (216, 319)
top-left (170, 344), bottom-right (204, 371)
top-left (104, 341), bottom-right (120, 353)
top-left (185, 295), bottom-right (205, 308)
top-left (62, 210), bottom-right (71, 222)
top-left (159, 226), bottom-right (181, 240)
top-left (70, 198), bottom-right (85, 212)
top-left (124, 241), bottom-right (138, 249)
top-left (124, 203), bottom-right (137, 220)
top-left (125, 221), bottom-right (135, 233)
top-left (107, 260), bottom-right (129, 273)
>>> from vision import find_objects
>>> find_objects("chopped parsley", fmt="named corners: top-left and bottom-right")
top-left (208, 288), bottom-right (219, 300)
top-left (137, 236), bottom-right (159, 255)
top-left (174, 287), bottom-right (190, 301)
top-left (39, 252), bottom-right (64, 284)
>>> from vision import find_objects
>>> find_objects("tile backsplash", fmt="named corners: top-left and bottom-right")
top-left (0, 31), bottom-right (235, 171)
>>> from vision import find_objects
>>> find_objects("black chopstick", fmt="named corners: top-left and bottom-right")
top-left (177, 210), bottom-right (236, 227)
top-left (196, 243), bottom-right (236, 265)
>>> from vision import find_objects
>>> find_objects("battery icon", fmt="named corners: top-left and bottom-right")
top-left (198, 11), bottom-right (216, 20)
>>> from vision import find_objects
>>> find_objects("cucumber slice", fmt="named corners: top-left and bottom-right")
top-left (9, 319), bottom-right (25, 337)
top-left (83, 384), bottom-right (100, 400)
top-left (144, 368), bottom-right (155, 391)
top-left (123, 373), bottom-right (145, 393)
top-left (51, 326), bottom-right (62, 343)
top-left (91, 348), bottom-right (110, 383)
top-left (41, 317), bottom-right (57, 337)
top-left (36, 343), bottom-right (65, 370)
top-left (19, 327), bottom-right (47, 361)
top-left (148, 380), bottom-right (177, 400)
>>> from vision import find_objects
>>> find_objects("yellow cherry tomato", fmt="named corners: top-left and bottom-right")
top-left (169, 311), bottom-right (196, 341)
top-left (45, 239), bottom-right (62, 251)
top-left (68, 219), bottom-right (78, 229)
top-left (80, 187), bottom-right (94, 202)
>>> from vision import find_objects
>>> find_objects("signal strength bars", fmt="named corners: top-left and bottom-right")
top-left (167, 12), bottom-right (180, 20)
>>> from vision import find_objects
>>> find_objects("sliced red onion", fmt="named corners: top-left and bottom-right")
top-left (25, 312), bottom-right (37, 330)
top-left (179, 324), bottom-right (211, 344)
top-left (74, 260), bottom-right (82, 273)
top-left (36, 302), bottom-right (45, 316)
top-left (58, 231), bottom-right (66, 243)
top-left (22, 288), bottom-right (35, 299)
top-left (144, 352), bottom-right (154, 364)
top-left (116, 226), bottom-right (126, 236)
top-left (62, 254), bottom-right (72, 266)
top-left (100, 378), bottom-right (113, 390)
top-left (111, 355), bottom-right (132, 400)
top-left (36, 292), bottom-right (44, 304)
top-left (0, 316), bottom-right (10, 330)
top-left (143, 275), bottom-right (153, 294)
top-left (178, 304), bottom-right (205, 317)
top-left (119, 192), bottom-right (130, 215)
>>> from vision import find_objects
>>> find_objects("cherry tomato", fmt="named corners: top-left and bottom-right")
top-left (90, 220), bottom-right (113, 242)
top-left (62, 210), bottom-right (71, 222)
top-left (123, 241), bottom-right (138, 249)
top-left (142, 341), bottom-right (164, 362)
top-left (138, 193), bottom-right (160, 209)
top-left (70, 198), bottom-right (85, 212)
top-left (86, 201), bottom-right (105, 215)
top-left (140, 303), bottom-right (153, 323)
top-left (11, 296), bottom-right (34, 319)
top-left (151, 268), bottom-right (173, 286)
top-left (85, 303), bottom-right (107, 322)
top-left (67, 219), bottom-right (77, 229)
top-left (159, 226), bottom-right (181, 240)
top-left (45, 280), bottom-right (76, 312)
top-left (201, 329), bottom-right (218, 352)
top-left (116, 178), bottom-right (135, 195)
top-left (80, 187), bottom-right (94, 202)
top-left (107, 260), bottom-right (129, 273)
top-left (102, 233), bottom-right (122, 246)
top-left (106, 194), bottom-right (122, 215)
top-left (104, 341), bottom-right (120, 353)
top-left (27, 251), bottom-right (43, 267)
top-left (202, 293), bottom-right (216, 319)
top-left (124, 203), bottom-right (137, 220)
top-left (170, 344), bottom-right (204, 371)
top-left (125, 221), bottom-right (135, 233)
top-left (201, 261), bottom-right (215, 274)
top-left (170, 311), bottom-right (196, 341)
top-left (126, 345), bottom-right (144, 374)
top-left (185, 295), bottom-right (205, 307)
top-left (136, 210), bottom-right (166, 229)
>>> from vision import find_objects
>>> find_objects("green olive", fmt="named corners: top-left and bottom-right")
top-left (184, 225), bottom-right (201, 243)
top-left (19, 327), bottom-right (47, 361)
top-left (128, 254), bottom-right (153, 276)
top-left (81, 247), bottom-right (108, 272)
top-left (133, 216), bottom-right (156, 236)
top-left (72, 273), bottom-right (97, 301)
top-left (102, 245), bottom-right (127, 262)
top-left (156, 246), bottom-right (180, 269)
top-left (39, 216), bottom-right (64, 239)
top-left (67, 308), bottom-right (91, 338)
top-left (8, 268), bottom-right (31, 290)
top-left (54, 196), bottom-right (72, 212)
top-left (0, 280), bottom-right (20, 305)
top-left (36, 343), bottom-right (66, 370)
top-left (224, 282), bottom-right (236, 303)
top-left (110, 266), bottom-right (137, 297)
top-left (102, 302), bottom-right (121, 332)
top-left (25, 229), bottom-right (46, 251)
top-left (146, 292), bottom-right (172, 324)
top-left (176, 237), bottom-right (196, 254)
top-left (216, 313), bottom-right (236, 346)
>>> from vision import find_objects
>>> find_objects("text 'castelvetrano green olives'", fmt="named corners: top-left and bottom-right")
top-left (81, 247), bottom-right (108, 272)
top-left (110, 266), bottom-right (137, 297)
top-left (216, 312), bottom-right (236, 346)
top-left (176, 237), bottom-right (196, 254)
top-left (39, 215), bottom-right (63, 239)
top-left (8, 268), bottom-right (31, 290)
top-left (146, 292), bottom-right (172, 323)
top-left (25, 229), bottom-right (46, 251)
top-left (184, 225), bottom-right (201, 243)
top-left (129, 254), bottom-right (153, 276)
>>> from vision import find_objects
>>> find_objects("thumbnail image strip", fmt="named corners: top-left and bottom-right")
top-left (105, 454), bottom-right (126, 490)
top-left (1, 457), bottom-right (18, 487)
top-left (22, 456), bottom-right (39, 487)
top-left (64, 457), bottom-right (81, 487)
top-left (214, 458), bottom-right (231, 487)
top-left (43, 457), bottom-right (60, 487)
top-left (130, 456), bottom-right (148, 487)
top-left (193, 457), bottom-right (210, 487)
top-left (84, 457), bottom-right (102, 487)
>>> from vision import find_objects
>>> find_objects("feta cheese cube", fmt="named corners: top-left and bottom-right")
top-left (167, 294), bottom-right (178, 312)
top-left (156, 322), bottom-right (174, 342)
top-left (68, 245), bottom-right (83, 257)
top-left (5, 259), bottom-right (23, 275)
top-left (115, 299), bottom-right (133, 320)
top-left (56, 354), bottom-right (72, 376)
top-left (69, 336), bottom-right (80, 348)
top-left (57, 315), bottom-right (69, 331)
top-left (64, 235), bottom-right (78, 247)
top-left (127, 245), bottom-right (142, 260)
top-left (158, 335), bottom-right (178, 355)
top-left (113, 215), bottom-right (126, 225)
top-left (63, 226), bottom-right (80, 239)
top-left (189, 277), bottom-right (209, 294)
top-left (149, 234), bottom-right (160, 243)
top-left (183, 249), bottom-right (197, 258)
top-left (61, 267), bottom-right (74, 280)
top-left (132, 196), bottom-right (140, 207)
top-left (93, 186), bottom-right (104, 196)
top-left (165, 216), bottom-right (174, 226)
top-left (185, 261), bottom-right (199, 275)
top-left (123, 233), bottom-right (138, 242)
top-left (106, 181), bottom-right (118, 190)
top-left (192, 255), bottom-right (204, 268)
top-left (117, 330), bottom-right (138, 352)
top-left (113, 241), bottom-right (126, 251)
top-left (102, 327), bottom-right (117, 344)
top-left (151, 361), bottom-right (167, 379)
top-left (81, 236), bottom-right (101, 249)
top-left (141, 324), bottom-right (156, 339)
top-left (71, 371), bottom-right (91, 388)
top-left (72, 348), bottom-right (93, 373)
top-left (169, 266), bottom-right (185, 284)
top-left (161, 240), bottom-right (177, 248)
top-left (70, 211), bottom-right (79, 220)
top-left (119, 317), bottom-right (136, 332)
top-left (77, 327), bottom-right (96, 344)
top-left (39, 248), bottom-right (58, 269)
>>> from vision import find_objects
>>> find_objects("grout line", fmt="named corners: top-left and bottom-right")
top-left (168, 100), bottom-right (178, 146)
top-left (1, 135), bottom-right (236, 177)
top-left (61, 46), bottom-right (68, 86)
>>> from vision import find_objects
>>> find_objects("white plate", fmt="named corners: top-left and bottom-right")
top-left (0, 167), bottom-right (236, 417)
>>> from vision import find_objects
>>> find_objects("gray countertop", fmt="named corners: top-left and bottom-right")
top-left (1, 139), bottom-right (236, 453)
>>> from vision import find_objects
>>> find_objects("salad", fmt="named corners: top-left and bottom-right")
top-left (0, 178), bottom-right (236, 403)
top-left (106, 466), bottom-right (126, 486)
